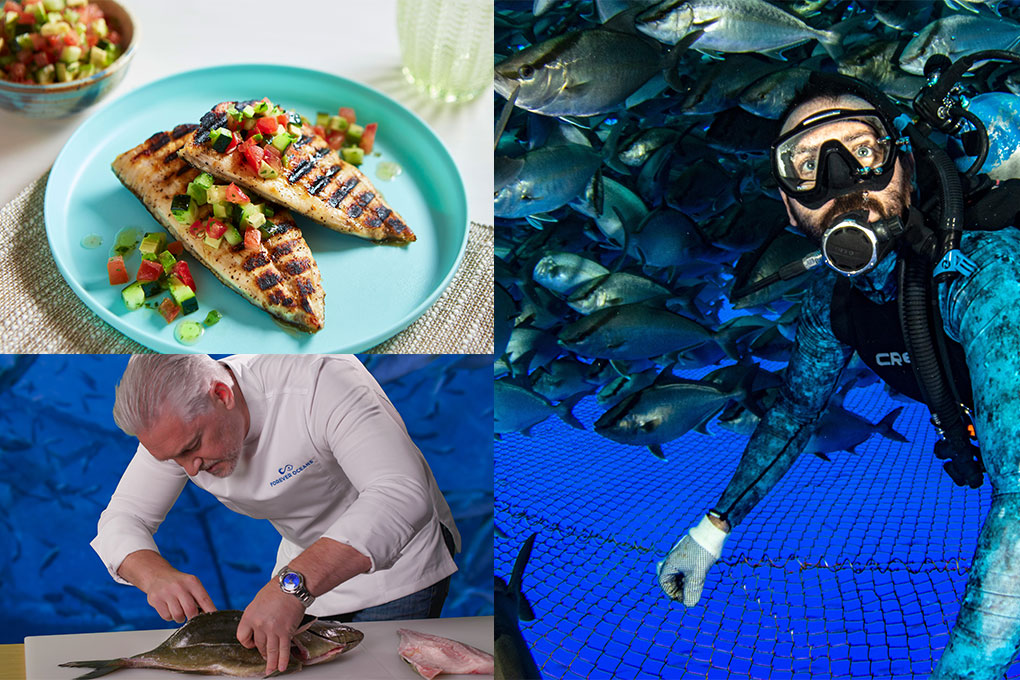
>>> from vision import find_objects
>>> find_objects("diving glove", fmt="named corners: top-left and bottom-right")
top-left (657, 515), bottom-right (728, 606)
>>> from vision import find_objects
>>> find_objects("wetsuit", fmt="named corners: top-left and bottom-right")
top-left (713, 227), bottom-right (1020, 678)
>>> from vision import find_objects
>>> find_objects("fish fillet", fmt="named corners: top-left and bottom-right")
top-left (110, 124), bottom-right (326, 332)
top-left (179, 99), bottom-right (416, 244)
top-left (397, 628), bottom-right (495, 679)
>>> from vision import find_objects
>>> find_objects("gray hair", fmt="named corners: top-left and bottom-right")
top-left (113, 355), bottom-right (231, 436)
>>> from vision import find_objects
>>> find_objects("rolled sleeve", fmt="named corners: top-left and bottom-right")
top-left (310, 367), bottom-right (434, 572)
top-left (90, 446), bottom-right (188, 584)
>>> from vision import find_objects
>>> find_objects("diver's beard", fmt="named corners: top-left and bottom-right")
top-left (792, 186), bottom-right (910, 243)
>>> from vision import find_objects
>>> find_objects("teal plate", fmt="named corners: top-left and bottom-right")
top-left (45, 64), bottom-right (468, 353)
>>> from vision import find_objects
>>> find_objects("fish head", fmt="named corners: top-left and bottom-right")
top-left (495, 38), bottom-right (572, 114)
top-left (898, 24), bottom-right (937, 76)
top-left (594, 393), bottom-right (660, 438)
top-left (635, 0), bottom-right (694, 45)
top-left (293, 621), bottom-right (364, 665)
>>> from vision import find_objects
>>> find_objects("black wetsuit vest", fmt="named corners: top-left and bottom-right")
top-left (829, 274), bottom-right (974, 410)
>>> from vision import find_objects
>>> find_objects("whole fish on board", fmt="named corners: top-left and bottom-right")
top-left (60, 611), bottom-right (363, 678)
top-left (397, 629), bottom-right (495, 679)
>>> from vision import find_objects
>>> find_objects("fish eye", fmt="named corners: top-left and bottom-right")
top-left (518, 65), bottom-right (536, 80)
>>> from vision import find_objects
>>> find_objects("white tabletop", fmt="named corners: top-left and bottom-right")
top-left (0, 0), bottom-right (494, 225)
top-left (26, 615), bottom-right (495, 679)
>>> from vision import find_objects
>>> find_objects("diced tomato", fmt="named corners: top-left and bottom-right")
top-left (107, 256), bottom-right (129, 285)
top-left (29, 33), bottom-right (44, 50)
top-left (78, 3), bottom-right (101, 23)
top-left (188, 219), bottom-right (205, 237)
top-left (166, 240), bottom-right (184, 256)
top-left (276, 114), bottom-right (288, 126)
top-left (206, 219), bottom-right (227, 239)
top-left (15, 49), bottom-right (33, 64)
top-left (263, 144), bottom-right (283, 172)
top-left (312, 124), bottom-right (326, 139)
top-left (158, 298), bottom-right (180, 323)
top-left (85, 32), bottom-right (98, 48)
top-left (62, 32), bottom-right (79, 47)
top-left (225, 131), bottom-right (241, 154)
top-left (46, 34), bottom-right (61, 50)
top-left (171, 261), bottom-right (196, 292)
top-left (7, 63), bottom-right (27, 81)
top-left (107, 29), bottom-right (120, 45)
top-left (33, 51), bottom-right (49, 67)
top-left (136, 258), bottom-right (163, 282)
top-left (326, 131), bottom-right (345, 150)
top-left (225, 183), bottom-right (249, 204)
top-left (255, 116), bottom-right (278, 136)
top-left (243, 227), bottom-right (261, 251)
top-left (241, 142), bottom-right (264, 174)
top-left (16, 11), bottom-right (34, 25)
top-left (3, 2), bottom-right (22, 13)
top-left (338, 107), bottom-right (356, 125)
top-left (359, 122), bottom-right (377, 154)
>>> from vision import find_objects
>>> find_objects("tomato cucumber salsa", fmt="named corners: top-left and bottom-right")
top-left (1, 0), bottom-right (123, 84)
top-left (206, 97), bottom-right (378, 169)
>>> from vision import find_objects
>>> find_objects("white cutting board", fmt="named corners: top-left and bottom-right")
top-left (26, 616), bottom-right (494, 679)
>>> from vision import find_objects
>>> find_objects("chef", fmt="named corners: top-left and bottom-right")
top-left (92, 354), bottom-right (460, 675)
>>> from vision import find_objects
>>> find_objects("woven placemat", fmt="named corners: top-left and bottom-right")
top-left (0, 172), bottom-right (493, 354)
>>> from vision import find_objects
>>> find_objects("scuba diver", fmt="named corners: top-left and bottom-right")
top-left (656, 60), bottom-right (1020, 678)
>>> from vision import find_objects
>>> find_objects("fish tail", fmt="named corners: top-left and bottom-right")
top-left (821, 14), bottom-right (870, 60)
top-left (59, 659), bottom-right (129, 679)
top-left (556, 392), bottom-right (586, 430)
top-left (877, 406), bottom-right (910, 443)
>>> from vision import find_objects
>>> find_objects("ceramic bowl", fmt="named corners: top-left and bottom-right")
top-left (0, 0), bottom-right (137, 118)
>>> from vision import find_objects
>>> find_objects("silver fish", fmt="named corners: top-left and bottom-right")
top-left (558, 301), bottom-right (713, 360)
top-left (532, 252), bottom-right (610, 297)
top-left (494, 28), bottom-right (666, 117)
top-left (495, 145), bottom-right (602, 219)
top-left (564, 272), bottom-right (672, 315)
top-left (569, 175), bottom-right (649, 248)
top-left (636, 0), bottom-right (842, 57)
top-left (60, 611), bottom-right (363, 678)
top-left (738, 66), bottom-right (812, 120)
top-left (900, 15), bottom-right (1020, 76)
top-left (495, 380), bottom-right (584, 435)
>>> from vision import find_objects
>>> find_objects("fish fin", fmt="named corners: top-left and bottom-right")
top-left (557, 392), bottom-right (586, 429)
top-left (694, 419), bottom-right (713, 436)
top-left (813, 451), bottom-right (832, 462)
top-left (820, 14), bottom-right (871, 60)
top-left (509, 534), bottom-right (537, 601)
top-left (59, 660), bottom-right (127, 680)
top-left (494, 83), bottom-right (520, 149)
top-left (518, 592), bottom-right (537, 622)
top-left (877, 406), bottom-right (909, 443)
top-left (648, 444), bottom-right (666, 460)
top-left (524, 215), bottom-right (546, 230)
top-left (663, 29), bottom-right (705, 92)
top-left (602, 5), bottom-right (647, 33)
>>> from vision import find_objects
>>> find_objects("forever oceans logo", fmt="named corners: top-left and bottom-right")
top-left (270, 459), bottom-right (314, 487)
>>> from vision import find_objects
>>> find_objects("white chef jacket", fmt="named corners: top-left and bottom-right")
top-left (91, 354), bottom-right (460, 615)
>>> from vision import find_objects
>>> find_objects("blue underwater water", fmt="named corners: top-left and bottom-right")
top-left (494, 373), bottom-right (1020, 679)
top-left (0, 354), bottom-right (493, 643)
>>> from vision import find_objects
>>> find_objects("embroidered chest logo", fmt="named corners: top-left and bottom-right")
top-left (270, 458), bottom-right (315, 487)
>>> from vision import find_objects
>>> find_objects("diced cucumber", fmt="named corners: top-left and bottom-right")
top-left (169, 276), bottom-right (198, 315)
top-left (226, 105), bottom-right (240, 120)
top-left (206, 185), bottom-right (227, 204)
top-left (271, 131), bottom-right (294, 153)
top-left (41, 20), bottom-right (68, 36)
top-left (170, 194), bottom-right (196, 224)
top-left (139, 280), bottom-right (162, 297)
top-left (287, 124), bottom-right (302, 137)
top-left (204, 234), bottom-right (223, 249)
top-left (326, 115), bottom-right (348, 132)
top-left (346, 123), bottom-right (364, 142)
top-left (91, 17), bottom-right (107, 38)
top-left (78, 62), bottom-right (95, 78)
top-left (242, 117), bottom-right (256, 131)
top-left (240, 203), bottom-right (266, 229)
top-left (341, 146), bottom-right (364, 165)
top-left (56, 62), bottom-right (69, 82)
top-left (223, 225), bottom-right (242, 246)
top-left (242, 104), bottom-right (255, 118)
top-left (43, 0), bottom-right (65, 11)
top-left (67, 0), bottom-right (86, 6)
top-left (36, 63), bottom-right (55, 84)
top-left (15, 33), bottom-right (33, 50)
top-left (139, 232), bottom-right (166, 255)
top-left (187, 172), bottom-right (215, 204)
top-left (263, 206), bottom-right (275, 218)
top-left (175, 320), bottom-right (204, 345)
top-left (159, 250), bottom-right (176, 273)
top-left (258, 160), bottom-right (279, 179)
top-left (212, 201), bottom-right (230, 220)
top-left (121, 282), bottom-right (145, 311)
top-left (59, 44), bottom-right (80, 63)
top-left (315, 112), bottom-right (330, 127)
top-left (32, 3), bottom-right (47, 23)
top-left (89, 45), bottom-right (106, 67)
top-left (209, 127), bottom-right (234, 153)
top-left (253, 100), bottom-right (269, 114)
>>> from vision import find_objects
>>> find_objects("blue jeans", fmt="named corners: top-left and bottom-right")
top-left (323, 525), bottom-right (455, 622)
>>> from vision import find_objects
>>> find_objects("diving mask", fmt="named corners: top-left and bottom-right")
top-left (821, 210), bottom-right (904, 276)
top-left (771, 109), bottom-right (906, 210)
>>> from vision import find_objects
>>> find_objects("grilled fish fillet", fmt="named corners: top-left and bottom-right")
top-left (179, 99), bottom-right (415, 244)
top-left (111, 124), bottom-right (326, 333)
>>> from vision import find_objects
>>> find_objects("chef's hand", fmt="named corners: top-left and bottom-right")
top-left (119, 550), bottom-right (217, 623)
top-left (657, 514), bottom-right (729, 607)
top-left (237, 580), bottom-right (305, 675)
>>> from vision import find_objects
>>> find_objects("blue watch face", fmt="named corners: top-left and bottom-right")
top-left (282, 572), bottom-right (301, 590)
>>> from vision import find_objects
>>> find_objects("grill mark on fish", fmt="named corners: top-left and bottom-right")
top-left (195, 110), bottom-right (229, 144)
top-left (257, 271), bottom-right (282, 291)
top-left (366, 205), bottom-right (392, 228)
top-left (270, 241), bottom-right (295, 261)
top-left (165, 149), bottom-right (180, 163)
top-left (287, 148), bottom-right (330, 183)
top-left (309, 165), bottom-right (342, 196)
top-left (243, 252), bottom-right (271, 271)
top-left (175, 165), bottom-right (193, 177)
top-left (347, 203), bottom-right (363, 218)
top-left (328, 177), bottom-right (359, 207)
top-left (134, 131), bottom-right (171, 159)
top-left (282, 258), bottom-right (311, 276)
top-left (297, 279), bottom-right (315, 297)
top-left (386, 216), bottom-right (407, 232)
top-left (356, 191), bottom-right (374, 206)
top-left (172, 124), bottom-right (198, 139)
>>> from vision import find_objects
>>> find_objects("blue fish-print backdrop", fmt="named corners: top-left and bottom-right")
top-left (0, 354), bottom-right (493, 643)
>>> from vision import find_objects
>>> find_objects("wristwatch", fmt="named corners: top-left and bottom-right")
top-left (275, 566), bottom-right (315, 607)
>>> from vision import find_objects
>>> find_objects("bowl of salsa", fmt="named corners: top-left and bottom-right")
top-left (0, 0), bottom-right (136, 118)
